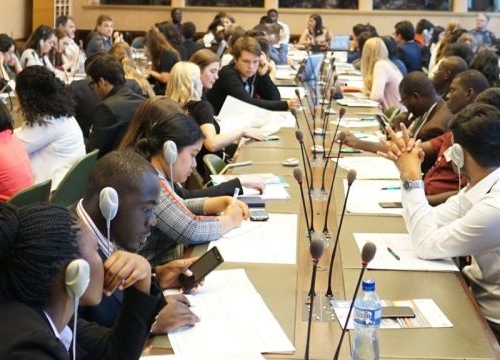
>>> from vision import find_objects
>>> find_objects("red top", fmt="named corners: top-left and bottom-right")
top-left (0, 130), bottom-right (34, 201)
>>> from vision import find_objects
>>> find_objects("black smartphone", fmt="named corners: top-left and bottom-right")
top-left (376, 114), bottom-right (389, 137)
top-left (379, 201), bottom-right (403, 209)
top-left (178, 246), bottom-right (224, 293)
top-left (381, 306), bottom-right (416, 319)
top-left (249, 207), bottom-right (269, 221)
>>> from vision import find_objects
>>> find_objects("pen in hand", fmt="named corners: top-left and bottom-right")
top-left (387, 247), bottom-right (401, 261)
top-left (232, 187), bottom-right (240, 205)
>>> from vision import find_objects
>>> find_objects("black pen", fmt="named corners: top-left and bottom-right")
top-left (387, 247), bottom-right (400, 261)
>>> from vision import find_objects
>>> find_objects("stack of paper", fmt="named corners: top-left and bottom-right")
top-left (211, 174), bottom-right (290, 200)
top-left (343, 179), bottom-right (403, 216)
top-left (336, 98), bottom-right (380, 108)
top-left (333, 157), bottom-right (400, 179)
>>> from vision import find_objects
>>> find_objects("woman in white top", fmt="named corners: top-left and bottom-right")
top-left (14, 65), bottom-right (85, 191)
top-left (361, 37), bottom-right (403, 112)
top-left (20, 25), bottom-right (67, 82)
top-left (298, 14), bottom-right (332, 50)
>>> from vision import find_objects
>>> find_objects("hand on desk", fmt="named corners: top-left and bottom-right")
top-left (103, 251), bottom-right (151, 296)
top-left (155, 257), bottom-right (198, 289)
top-left (151, 294), bottom-right (200, 334)
top-left (287, 98), bottom-right (300, 110)
top-left (242, 127), bottom-right (267, 141)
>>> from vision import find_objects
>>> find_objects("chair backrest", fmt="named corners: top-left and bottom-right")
top-left (50, 149), bottom-right (99, 207)
top-left (8, 179), bottom-right (52, 207)
top-left (203, 154), bottom-right (226, 176)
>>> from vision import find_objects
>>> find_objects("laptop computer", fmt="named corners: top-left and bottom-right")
top-left (330, 35), bottom-right (351, 51)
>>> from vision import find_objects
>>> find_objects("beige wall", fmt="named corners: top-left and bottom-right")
top-left (0, 0), bottom-right (32, 39)
top-left (71, 1), bottom-right (499, 38)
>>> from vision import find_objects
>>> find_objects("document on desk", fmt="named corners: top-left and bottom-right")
top-left (336, 98), bottom-right (380, 108)
top-left (218, 96), bottom-right (296, 135)
top-left (209, 213), bottom-right (298, 264)
top-left (330, 117), bottom-right (379, 128)
top-left (354, 233), bottom-right (459, 271)
top-left (278, 86), bottom-right (304, 99)
top-left (332, 298), bottom-right (453, 329)
top-left (140, 353), bottom-right (264, 359)
top-left (168, 269), bottom-right (295, 357)
top-left (344, 179), bottom-right (403, 216)
top-left (333, 156), bottom-right (400, 179)
top-left (211, 174), bottom-right (291, 200)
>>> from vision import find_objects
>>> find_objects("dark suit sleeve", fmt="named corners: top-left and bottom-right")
top-left (86, 104), bottom-right (117, 156)
top-left (76, 286), bottom-right (165, 360)
top-left (175, 178), bottom-right (242, 198)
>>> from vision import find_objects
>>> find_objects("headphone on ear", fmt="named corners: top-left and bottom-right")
top-left (39, 39), bottom-right (45, 48)
top-left (99, 187), bottom-right (119, 254)
top-left (163, 140), bottom-right (177, 165)
top-left (450, 143), bottom-right (464, 169)
top-left (65, 259), bottom-right (90, 298)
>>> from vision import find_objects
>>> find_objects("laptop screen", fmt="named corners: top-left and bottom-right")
top-left (300, 53), bottom-right (324, 82)
top-left (330, 35), bottom-right (351, 51)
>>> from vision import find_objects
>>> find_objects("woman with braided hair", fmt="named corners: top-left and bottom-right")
top-left (0, 202), bottom-right (164, 359)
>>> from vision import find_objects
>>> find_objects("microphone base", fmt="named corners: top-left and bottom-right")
top-left (309, 188), bottom-right (328, 201)
top-left (310, 157), bottom-right (328, 169)
top-left (308, 231), bottom-right (332, 249)
top-left (301, 292), bottom-right (336, 322)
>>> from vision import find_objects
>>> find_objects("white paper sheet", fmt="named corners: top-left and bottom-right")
top-left (168, 269), bottom-right (295, 357)
top-left (278, 86), bottom-right (305, 99)
top-left (336, 98), bottom-right (381, 108)
top-left (344, 179), bottom-right (403, 216)
top-left (330, 118), bottom-right (379, 128)
top-left (141, 353), bottom-right (264, 359)
top-left (353, 233), bottom-right (459, 271)
top-left (333, 156), bottom-right (400, 179)
top-left (209, 213), bottom-right (298, 264)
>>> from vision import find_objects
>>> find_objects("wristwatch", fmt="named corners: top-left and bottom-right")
top-left (402, 179), bottom-right (424, 191)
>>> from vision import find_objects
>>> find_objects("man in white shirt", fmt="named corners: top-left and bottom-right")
top-left (56, 15), bottom-right (81, 72)
top-left (382, 103), bottom-right (500, 342)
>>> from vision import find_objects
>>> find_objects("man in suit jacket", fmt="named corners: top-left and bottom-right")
top-left (77, 150), bottom-right (200, 332)
top-left (86, 54), bottom-right (145, 157)
top-left (394, 21), bottom-right (423, 73)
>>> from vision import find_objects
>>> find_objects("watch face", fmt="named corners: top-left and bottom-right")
top-left (403, 180), bottom-right (410, 190)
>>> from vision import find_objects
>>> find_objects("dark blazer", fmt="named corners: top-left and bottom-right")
top-left (0, 287), bottom-right (164, 360)
top-left (183, 39), bottom-right (204, 60)
top-left (86, 84), bottom-right (145, 157)
top-left (206, 62), bottom-right (288, 115)
top-left (396, 41), bottom-right (422, 73)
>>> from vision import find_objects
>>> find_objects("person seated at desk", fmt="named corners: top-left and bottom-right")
top-left (361, 37), bottom-right (404, 113)
top-left (56, 15), bottom-right (80, 72)
top-left (85, 54), bottom-right (145, 158)
top-left (0, 34), bottom-right (22, 81)
top-left (166, 61), bottom-right (266, 183)
top-left (297, 14), bottom-right (332, 51)
top-left (0, 101), bottom-right (33, 201)
top-left (380, 103), bottom-right (500, 343)
top-left (431, 55), bottom-right (468, 98)
top-left (124, 109), bottom-right (249, 266)
top-left (393, 21), bottom-right (423, 73)
top-left (77, 149), bottom-right (199, 331)
top-left (85, 14), bottom-right (122, 58)
top-left (206, 36), bottom-right (299, 115)
top-left (14, 66), bottom-right (85, 191)
top-left (0, 202), bottom-right (164, 359)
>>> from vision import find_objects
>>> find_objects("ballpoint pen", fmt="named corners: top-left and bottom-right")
top-left (232, 187), bottom-right (240, 205)
top-left (387, 247), bottom-right (401, 261)
top-left (381, 186), bottom-right (401, 190)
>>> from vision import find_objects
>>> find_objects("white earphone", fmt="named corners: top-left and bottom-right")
top-left (65, 259), bottom-right (90, 298)
top-left (99, 187), bottom-right (119, 254)
top-left (450, 143), bottom-right (464, 169)
top-left (163, 140), bottom-right (177, 183)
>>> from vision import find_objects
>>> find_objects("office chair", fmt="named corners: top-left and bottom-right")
top-left (8, 179), bottom-right (52, 207)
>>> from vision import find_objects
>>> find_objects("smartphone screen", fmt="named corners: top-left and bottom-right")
top-left (178, 246), bottom-right (224, 292)
top-left (249, 208), bottom-right (269, 221)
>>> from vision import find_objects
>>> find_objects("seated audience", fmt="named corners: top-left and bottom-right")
top-left (77, 149), bottom-right (199, 330)
top-left (85, 14), bottom-right (121, 57)
top-left (361, 37), bottom-right (404, 112)
top-left (469, 49), bottom-right (500, 87)
top-left (470, 13), bottom-right (497, 51)
top-left (267, 8), bottom-right (290, 45)
top-left (431, 56), bottom-right (468, 97)
top-left (143, 29), bottom-right (180, 95)
top-left (0, 34), bottom-right (22, 81)
top-left (394, 20), bottom-right (423, 72)
top-left (381, 36), bottom-right (407, 77)
top-left (52, 27), bottom-right (72, 73)
top-left (181, 21), bottom-right (204, 60)
top-left (0, 101), bottom-right (33, 201)
top-left (207, 36), bottom-right (298, 114)
top-left (0, 202), bottom-right (166, 359)
top-left (156, 21), bottom-right (187, 61)
top-left (298, 14), bottom-right (332, 51)
top-left (55, 15), bottom-right (80, 71)
top-left (14, 66), bottom-right (85, 190)
top-left (166, 61), bottom-right (266, 182)
top-left (85, 54), bottom-right (145, 157)
top-left (381, 103), bottom-right (500, 342)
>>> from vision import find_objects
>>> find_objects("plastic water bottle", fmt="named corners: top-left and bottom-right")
top-left (352, 279), bottom-right (381, 360)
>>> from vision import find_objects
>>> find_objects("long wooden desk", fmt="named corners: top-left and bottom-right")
top-left (144, 100), bottom-right (500, 359)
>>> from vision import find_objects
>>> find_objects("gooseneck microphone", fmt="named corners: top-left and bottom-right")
top-left (293, 168), bottom-right (311, 242)
top-left (295, 130), bottom-right (314, 194)
top-left (321, 121), bottom-right (345, 193)
top-left (320, 89), bottom-right (336, 156)
top-left (325, 169), bottom-right (357, 297)
top-left (304, 238), bottom-right (325, 360)
top-left (290, 107), bottom-right (300, 129)
top-left (322, 132), bottom-right (346, 240)
top-left (296, 88), bottom-right (318, 159)
top-left (333, 242), bottom-right (377, 360)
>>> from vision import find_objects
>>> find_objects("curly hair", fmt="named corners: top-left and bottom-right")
top-left (0, 203), bottom-right (80, 307)
top-left (16, 66), bottom-right (74, 126)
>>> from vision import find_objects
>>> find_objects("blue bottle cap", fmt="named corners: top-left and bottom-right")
top-left (362, 279), bottom-right (375, 291)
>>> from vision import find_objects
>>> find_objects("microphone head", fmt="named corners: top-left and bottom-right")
top-left (339, 107), bottom-right (346, 118)
top-left (295, 129), bottom-right (304, 143)
top-left (293, 167), bottom-right (303, 184)
top-left (290, 107), bottom-right (298, 118)
top-left (347, 169), bottom-right (357, 186)
top-left (361, 242), bottom-right (377, 265)
top-left (338, 132), bottom-right (347, 144)
top-left (295, 88), bottom-right (301, 98)
top-left (310, 238), bottom-right (324, 260)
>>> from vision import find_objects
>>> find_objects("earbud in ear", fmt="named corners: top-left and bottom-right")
top-left (450, 143), bottom-right (464, 169)
top-left (65, 259), bottom-right (90, 298)
top-left (163, 140), bottom-right (178, 165)
top-left (99, 187), bottom-right (119, 222)
top-left (39, 39), bottom-right (45, 48)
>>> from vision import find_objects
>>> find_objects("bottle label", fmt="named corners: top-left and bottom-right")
top-left (354, 307), bottom-right (381, 326)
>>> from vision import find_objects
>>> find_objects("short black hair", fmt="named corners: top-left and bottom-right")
top-left (395, 21), bottom-right (415, 41)
top-left (55, 15), bottom-right (74, 28)
top-left (470, 50), bottom-right (500, 87)
top-left (415, 19), bottom-right (434, 34)
top-left (181, 21), bottom-right (196, 39)
top-left (445, 42), bottom-right (474, 64)
top-left (0, 33), bottom-right (14, 52)
top-left (451, 103), bottom-right (500, 168)
top-left (86, 54), bottom-right (125, 86)
top-left (454, 70), bottom-right (489, 98)
top-left (476, 88), bottom-right (500, 110)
